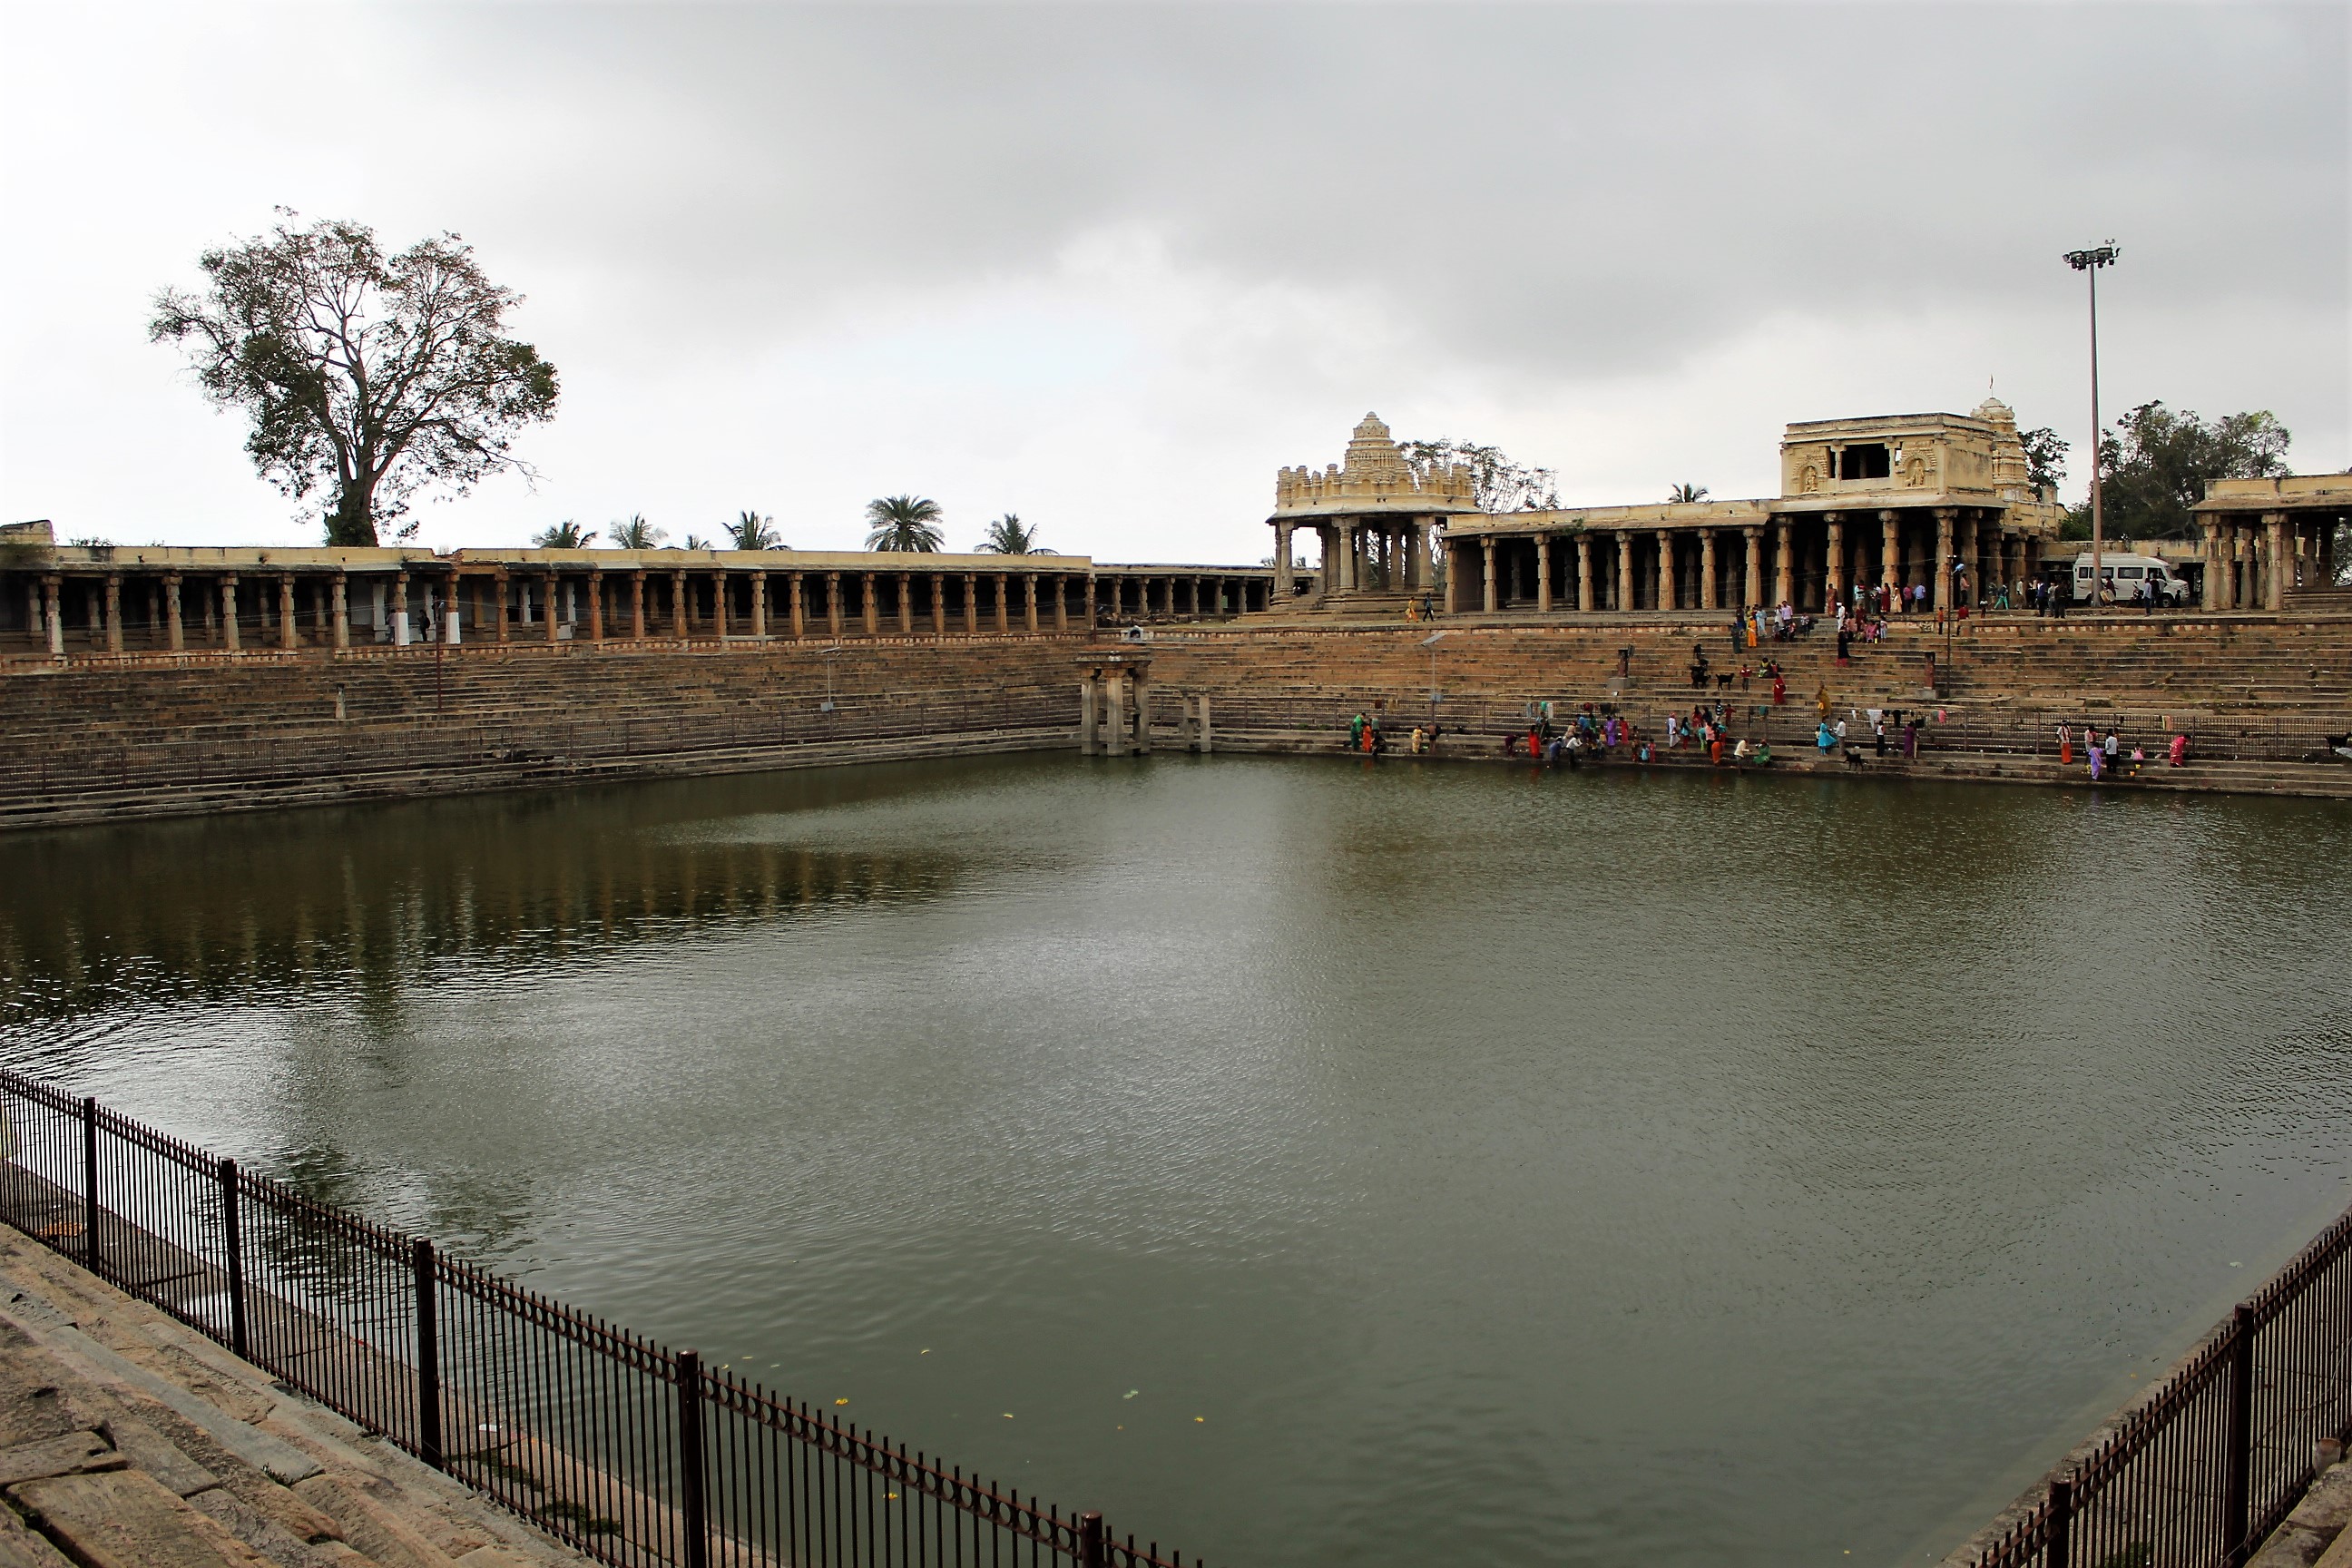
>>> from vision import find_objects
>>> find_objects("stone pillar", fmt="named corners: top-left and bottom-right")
top-left (1933, 508), bottom-right (1956, 612)
top-left (631, 572), bottom-right (648, 639)
top-left (2200, 522), bottom-right (2222, 611)
top-left (1879, 512), bottom-right (1901, 597)
top-left (1054, 574), bottom-right (1069, 633)
top-left (1079, 677), bottom-right (1099, 756)
top-left (1741, 529), bottom-right (1761, 609)
top-left (1821, 516), bottom-right (1842, 607)
top-left (714, 573), bottom-right (730, 637)
top-left (784, 572), bottom-right (802, 639)
top-left (994, 573), bottom-right (1010, 633)
top-left (544, 575), bottom-right (561, 643)
top-left (1131, 664), bottom-right (1152, 754)
top-left (1655, 530), bottom-right (1677, 611)
top-left (1957, 514), bottom-right (1979, 603)
top-left (824, 572), bottom-right (843, 637)
top-left (962, 573), bottom-right (979, 635)
top-left (2265, 513), bottom-right (2288, 610)
top-left (1085, 574), bottom-right (1098, 631)
top-left (1480, 539), bottom-right (1498, 613)
top-left (746, 573), bottom-right (761, 639)
top-left (164, 574), bottom-right (186, 652)
top-left (662, 571), bottom-right (681, 637)
top-left (103, 574), bottom-right (123, 653)
top-left (1772, 524), bottom-right (1793, 607)
top-left (1574, 535), bottom-right (1594, 612)
top-left (1103, 671), bottom-right (1128, 757)
top-left (862, 572), bottom-right (879, 636)
top-left (41, 576), bottom-right (63, 656)
top-left (891, 573), bottom-right (908, 635)
top-left (220, 575), bottom-right (241, 652)
top-left (590, 570), bottom-right (608, 641)
top-left (269, 573), bottom-right (290, 650)
top-left (1699, 530), bottom-right (1719, 611)
top-left (391, 572), bottom-right (412, 647)
top-left (1610, 531), bottom-right (1630, 612)
top-left (1024, 573), bottom-right (1040, 632)
top-left (1273, 522), bottom-right (1294, 600)
top-left (1536, 535), bottom-right (1553, 612)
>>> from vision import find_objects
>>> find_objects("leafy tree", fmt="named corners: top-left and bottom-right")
top-left (728, 510), bottom-right (784, 549)
top-left (1398, 439), bottom-right (1558, 513)
top-left (1666, 483), bottom-right (1709, 504)
top-left (2020, 427), bottom-right (2068, 495)
top-left (533, 520), bottom-right (596, 549)
top-left (976, 513), bottom-right (1046, 554)
top-left (2092, 402), bottom-right (2291, 540)
top-left (610, 514), bottom-right (663, 549)
top-left (865, 495), bottom-right (945, 552)
top-left (149, 212), bottom-right (559, 546)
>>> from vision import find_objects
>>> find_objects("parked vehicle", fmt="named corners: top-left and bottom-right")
top-left (2071, 553), bottom-right (2191, 606)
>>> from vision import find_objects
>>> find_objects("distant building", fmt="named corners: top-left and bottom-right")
top-left (1273, 398), bottom-right (2067, 614)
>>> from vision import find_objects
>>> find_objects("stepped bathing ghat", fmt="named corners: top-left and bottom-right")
top-left (2, 401), bottom-right (2348, 828)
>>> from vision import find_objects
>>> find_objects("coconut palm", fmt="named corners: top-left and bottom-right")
top-left (975, 514), bottom-right (1047, 554)
top-left (533, 519), bottom-right (597, 549)
top-left (680, 533), bottom-right (713, 550)
top-left (610, 514), bottom-right (664, 549)
top-left (1667, 483), bottom-right (1710, 504)
top-left (865, 495), bottom-right (945, 553)
top-left (728, 510), bottom-right (784, 550)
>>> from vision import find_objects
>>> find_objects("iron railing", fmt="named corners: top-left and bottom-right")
top-left (1964, 1200), bottom-right (2352, 1568)
top-left (0, 1069), bottom-right (1193, 1568)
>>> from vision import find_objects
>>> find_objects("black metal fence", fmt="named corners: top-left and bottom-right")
top-left (0, 1069), bottom-right (1193, 1568)
top-left (1965, 1201), bottom-right (2352, 1568)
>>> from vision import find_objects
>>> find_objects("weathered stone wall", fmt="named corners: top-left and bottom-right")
top-left (5, 614), bottom-right (2347, 828)
top-left (0, 636), bottom-right (1090, 829)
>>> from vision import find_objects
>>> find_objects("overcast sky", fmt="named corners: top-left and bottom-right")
top-left (1, 2), bottom-right (2344, 563)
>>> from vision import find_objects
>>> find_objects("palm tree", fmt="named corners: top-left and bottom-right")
top-left (975, 514), bottom-right (1045, 554)
top-left (1667, 483), bottom-right (1710, 504)
top-left (728, 510), bottom-right (784, 550)
top-left (533, 519), bottom-right (596, 549)
top-left (610, 514), bottom-right (664, 549)
top-left (680, 533), bottom-right (713, 551)
top-left (865, 495), bottom-right (945, 553)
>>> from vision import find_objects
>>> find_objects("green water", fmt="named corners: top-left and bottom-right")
top-left (3, 754), bottom-right (2348, 1566)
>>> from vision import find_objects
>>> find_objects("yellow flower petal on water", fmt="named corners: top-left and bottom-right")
top-left (835, 1398), bottom-right (848, 1406)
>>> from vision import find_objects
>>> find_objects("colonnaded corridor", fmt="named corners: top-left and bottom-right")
top-left (1, 753), bottom-right (2348, 1567)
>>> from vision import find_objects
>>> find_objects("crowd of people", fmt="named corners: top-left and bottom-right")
top-left (2053, 721), bottom-right (2193, 778)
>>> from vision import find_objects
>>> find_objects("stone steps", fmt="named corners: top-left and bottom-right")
top-left (0, 1232), bottom-right (589, 1568)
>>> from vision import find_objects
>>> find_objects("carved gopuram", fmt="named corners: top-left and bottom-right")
top-left (0, 533), bottom-right (1283, 659)
top-left (2190, 474), bottom-right (2352, 612)
top-left (1269, 414), bottom-right (1481, 610)
top-left (1433, 397), bottom-right (2065, 615)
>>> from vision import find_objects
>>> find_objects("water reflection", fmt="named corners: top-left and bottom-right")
top-left (0, 770), bottom-right (982, 1027)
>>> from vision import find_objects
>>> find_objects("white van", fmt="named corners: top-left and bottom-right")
top-left (2072, 553), bottom-right (2191, 606)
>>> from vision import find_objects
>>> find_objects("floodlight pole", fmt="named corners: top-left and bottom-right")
top-left (2064, 242), bottom-right (2120, 612)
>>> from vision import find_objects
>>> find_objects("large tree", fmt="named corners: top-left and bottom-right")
top-left (2072, 401), bottom-right (2292, 540)
top-left (1397, 438), bottom-right (1558, 513)
top-left (150, 213), bottom-right (560, 546)
top-left (866, 495), bottom-right (945, 552)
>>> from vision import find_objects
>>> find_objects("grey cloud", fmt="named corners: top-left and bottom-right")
top-left (407, 4), bottom-right (2345, 375)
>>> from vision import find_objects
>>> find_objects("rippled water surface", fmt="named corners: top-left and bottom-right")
top-left (3, 754), bottom-right (2349, 1566)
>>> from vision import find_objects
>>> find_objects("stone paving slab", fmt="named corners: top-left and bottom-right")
top-left (0, 1231), bottom-right (595, 1568)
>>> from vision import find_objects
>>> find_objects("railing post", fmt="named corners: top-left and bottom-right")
top-left (1078, 1511), bottom-right (1105, 1568)
top-left (2224, 1302), bottom-right (2256, 1565)
top-left (2045, 1478), bottom-right (2072, 1568)
top-left (411, 1239), bottom-right (444, 1469)
top-left (676, 1350), bottom-right (710, 1568)
top-left (218, 1159), bottom-right (248, 1360)
top-left (80, 1097), bottom-right (100, 1277)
